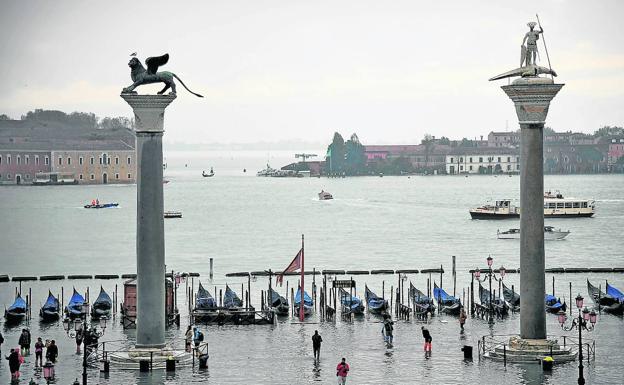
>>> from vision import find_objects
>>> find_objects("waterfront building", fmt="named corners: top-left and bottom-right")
top-left (364, 144), bottom-right (450, 173)
top-left (445, 148), bottom-right (520, 174)
top-left (544, 143), bottom-right (608, 174)
top-left (488, 131), bottom-right (519, 148)
top-left (0, 146), bottom-right (52, 184)
top-left (607, 138), bottom-right (624, 172)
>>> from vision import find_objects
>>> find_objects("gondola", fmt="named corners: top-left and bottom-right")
top-left (433, 283), bottom-right (461, 315)
top-left (338, 288), bottom-right (365, 315)
top-left (479, 283), bottom-right (509, 317)
top-left (502, 282), bottom-right (521, 311)
top-left (269, 288), bottom-right (290, 316)
top-left (5, 294), bottom-right (28, 323)
top-left (40, 291), bottom-right (60, 321)
top-left (65, 288), bottom-right (86, 319)
top-left (224, 285), bottom-right (243, 309)
top-left (91, 286), bottom-right (112, 319)
top-left (409, 283), bottom-right (435, 315)
top-left (364, 285), bottom-right (388, 314)
top-left (587, 280), bottom-right (624, 315)
top-left (195, 283), bottom-right (217, 310)
top-left (545, 294), bottom-right (567, 313)
top-left (202, 168), bottom-right (215, 177)
top-left (294, 288), bottom-right (313, 316)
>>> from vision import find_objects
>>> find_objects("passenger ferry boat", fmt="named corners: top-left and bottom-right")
top-left (470, 192), bottom-right (595, 219)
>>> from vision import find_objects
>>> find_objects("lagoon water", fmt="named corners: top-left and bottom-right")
top-left (1, 150), bottom-right (623, 384)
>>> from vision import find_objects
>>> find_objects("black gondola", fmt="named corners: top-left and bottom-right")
top-left (65, 288), bottom-right (86, 319)
top-left (224, 285), bottom-right (243, 309)
top-left (433, 283), bottom-right (461, 315)
top-left (5, 294), bottom-right (28, 323)
top-left (502, 282), bottom-right (520, 311)
top-left (338, 288), bottom-right (365, 315)
top-left (40, 291), bottom-right (60, 321)
top-left (479, 283), bottom-right (509, 317)
top-left (364, 285), bottom-right (388, 314)
top-left (269, 288), bottom-right (289, 316)
top-left (587, 280), bottom-right (624, 315)
top-left (195, 283), bottom-right (217, 310)
top-left (545, 294), bottom-right (567, 313)
top-left (409, 283), bottom-right (436, 315)
top-left (91, 286), bottom-right (112, 319)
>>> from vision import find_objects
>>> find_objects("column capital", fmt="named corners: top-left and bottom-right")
top-left (502, 78), bottom-right (563, 125)
top-left (120, 93), bottom-right (176, 133)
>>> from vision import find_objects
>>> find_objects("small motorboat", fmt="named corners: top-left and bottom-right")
top-left (202, 168), bottom-right (215, 177)
top-left (497, 226), bottom-right (570, 240)
top-left (318, 190), bottom-right (333, 200)
top-left (84, 202), bottom-right (119, 209)
top-left (164, 211), bottom-right (182, 219)
top-left (65, 288), bottom-right (86, 319)
top-left (5, 294), bottom-right (28, 323)
top-left (91, 286), bottom-right (112, 319)
top-left (40, 291), bottom-right (60, 321)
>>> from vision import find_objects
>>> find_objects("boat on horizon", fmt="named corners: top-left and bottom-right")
top-left (202, 167), bottom-right (215, 177)
top-left (84, 201), bottom-right (119, 209)
top-left (497, 226), bottom-right (570, 240)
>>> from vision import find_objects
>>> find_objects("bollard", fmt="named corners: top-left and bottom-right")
top-left (166, 358), bottom-right (176, 372)
top-left (542, 356), bottom-right (554, 371)
top-left (102, 360), bottom-right (110, 373)
top-left (461, 345), bottom-right (473, 360)
top-left (139, 360), bottom-right (150, 372)
top-left (209, 258), bottom-right (214, 279)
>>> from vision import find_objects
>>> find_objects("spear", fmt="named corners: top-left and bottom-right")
top-left (536, 14), bottom-right (553, 79)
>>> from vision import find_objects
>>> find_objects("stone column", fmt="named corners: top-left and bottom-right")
top-left (502, 77), bottom-right (563, 340)
top-left (121, 94), bottom-right (176, 348)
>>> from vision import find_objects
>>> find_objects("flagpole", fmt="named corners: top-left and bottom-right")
top-left (300, 234), bottom-right (305, 322)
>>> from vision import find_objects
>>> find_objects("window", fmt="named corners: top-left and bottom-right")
top-left (507, 157), bottom-right (511, 162)
top-left (460, 165), bottom-right (463, 171)
top-left (115, 157), bottom-right (119, 165)
top-left (25, 174), bottom-right (30, 179)
top-left (79, 157), bottom-right (83, 165)
top-left (90, 157), bottom-right (94, 165)
top-left (127, 156), bottom-right (131, 165)
top-left (517, 164), bottom-right (520, 170)
top-left (127, 173), bottom-right (131, 179)
top-left (107, 157), bottom-right (111, 165)
top-left (25, 156), bottom-right (29, 165)
top-left (0, 155), bottom-right (2, 164)
top-left (573, 202), bottom-right (580, 208)
top-left (516, 157), bottom-right (520, 163)
top-left (58, 157), bottom-right (62, 165)
top-left (90, 174), bottom-right (95, 180)
top-left (35, 156), bottom-right (39, 165)
top-left (115, 173), bottom-right (119, 179)
top-left (507, 165), bottom-right (511, 170)
top-left (7, 155), bottom-right (11, 164)
top-left (450, 157), bottom-right (454, 163)
top-left (548, 203), bottom-right (556, 209)
top-left (7, 174), bottom-right (11, 179)
top-left (79, 174), bottom-right (83, 180)
top-left (565, 202), bottom-right (573, 208)
top-left (469, 157), bottom-right (473, 163)
top-left (45, 156), bottom-right (49, 165)
top-left (556, 203), bottom-right (564, 209)
top-left (544, 203), bottom-right (548, 209)
top-left (67, 157), bottom-right (71, 165)
top-left (460, 157), bottom-right (463, 163)
top-left (479, 157), bottom-right (483, 163)
top-left (17, 156), bottom-right (21, 165)
top-left (99, 157), bottom-right (103, 165)
top-left (469, 165), bottom-right (473, 171)
top-left (582, 202), bottom-right (588, 208)
top-left (102, 154), bottom-right (107, 164)
top-left (498, 157), bottom-right (501, 162)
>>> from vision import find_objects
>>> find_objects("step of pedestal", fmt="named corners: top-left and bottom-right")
top-left (494, 344), bottom-right (573, 356)
top-left (484, 349), bottom-right (577, 364)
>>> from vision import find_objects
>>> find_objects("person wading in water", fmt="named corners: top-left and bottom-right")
top-left (422, 326), bottom-right (432, 355)
top-left (312, 330), bottom-right (322, 360)
top-left (336, 357), bottom-right (350, 384)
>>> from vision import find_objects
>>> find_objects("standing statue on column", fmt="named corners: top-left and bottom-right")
top-left (521, 22), bottom-right (543, 67)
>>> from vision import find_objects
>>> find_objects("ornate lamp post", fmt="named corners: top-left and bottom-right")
top-left (558, 294), bottom-right (597, 385)
top-left (63, 307), bottom-right (107, 385)
top-left (474, 256), bottom-right (506, 324)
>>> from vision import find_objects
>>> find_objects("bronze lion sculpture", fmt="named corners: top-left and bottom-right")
top-left (122, 53), bottom-right (203, 97)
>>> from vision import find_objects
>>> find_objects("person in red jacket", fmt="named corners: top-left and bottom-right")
top-left (336, 357), bottom-right (350, 384)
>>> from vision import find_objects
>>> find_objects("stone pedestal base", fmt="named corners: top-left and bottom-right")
top-left (483, 336), bottom-right (577, 364)
top-left (107, 347), bottom-right (192, 370)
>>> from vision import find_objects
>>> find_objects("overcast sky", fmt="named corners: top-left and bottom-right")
top-left (1, 0), bottom-right (622, 144)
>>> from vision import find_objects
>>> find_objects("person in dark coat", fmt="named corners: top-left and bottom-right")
top-left (421, 326), bottom-right (432, 353)
top-left (18, 329), bottom-right (29, 356)
top-left (46, 340), bottom-right (58, 363)
top-left (5, 348), bottom-right (21, 380)
top-left (312, 330), bottom-right (322, 360)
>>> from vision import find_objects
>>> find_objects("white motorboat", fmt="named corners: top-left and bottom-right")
top-left (256, 164), bottom-right (277, 177)
top-left (497, 226), bottom-right (570, 240)
top-left (318, 190), bottom-right (333, 200)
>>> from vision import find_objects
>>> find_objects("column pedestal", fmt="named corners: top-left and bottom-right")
top-left (121, 93), bottom-right (176, 349)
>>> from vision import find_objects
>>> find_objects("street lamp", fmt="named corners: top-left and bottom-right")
top-left (474, 256), bottom-right (505, 324)
top-left (558, 294), bottom-right (597, 385)
top-left (63, 313), bottom-right (107, 385)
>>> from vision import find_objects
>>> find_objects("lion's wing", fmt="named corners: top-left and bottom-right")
top-left (145, 53), bottom-right (170, 75)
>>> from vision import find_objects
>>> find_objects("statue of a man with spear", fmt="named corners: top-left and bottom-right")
top-left (521, 21), bottom-right (543, 67)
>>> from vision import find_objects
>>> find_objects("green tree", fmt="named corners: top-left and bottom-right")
top-left (594, 125), bottom-right (624, 138)
top-left (439, 136), bottom-right (450, 145)
top-left (344, 133), bottom-right (366, 175)
top-left (0, 114), bottom-right (10, 120)
top-left (326, 132), bottom-right (345, 173)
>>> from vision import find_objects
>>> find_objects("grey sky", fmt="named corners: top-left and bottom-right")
top-left (1, 0), bottom-right (623, 144)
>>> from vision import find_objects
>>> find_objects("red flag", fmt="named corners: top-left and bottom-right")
top-left (276, 248), bottom-right (302, 285)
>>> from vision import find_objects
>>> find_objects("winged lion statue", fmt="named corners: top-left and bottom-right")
top-left (122, 53), bottom-right (203, 97)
